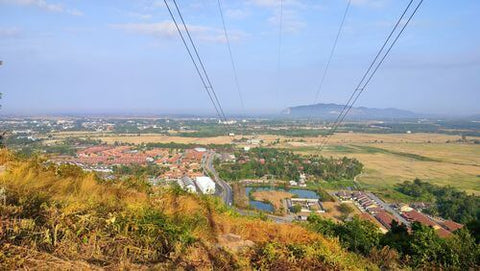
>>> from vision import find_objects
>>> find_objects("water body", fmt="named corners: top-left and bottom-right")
top-left (246, 186), bottom-right (320, 212)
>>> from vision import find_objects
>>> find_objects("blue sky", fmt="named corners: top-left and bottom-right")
top-left (0, 0), bottom-right (479, 116)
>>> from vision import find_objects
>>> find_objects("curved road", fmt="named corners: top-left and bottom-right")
top-left (203, 151), bottom-right (233, 206)
top-left (203, 151), bottom-right (293, 223)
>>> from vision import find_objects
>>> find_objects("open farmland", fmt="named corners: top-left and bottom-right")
top-left (277, 133), bottom-right (480, 196)
top-left (48, 131), bottom-right (290, 145)
top-left (48, 131), bottom-right (480, 195)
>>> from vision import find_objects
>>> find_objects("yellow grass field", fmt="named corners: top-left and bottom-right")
top-left (280, 133), bottom-right (480, 194)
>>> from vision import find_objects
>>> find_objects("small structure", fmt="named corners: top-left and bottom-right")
top-left (337, 191), bottom-right (353, 201)
top-left (375, 210), bottom-right (399, 230)
top-left (399, 204), bottom-right (413, 212)
top-left (195, 176), bottom-right (216, 194)
top-left (178, 176), bottom-right (197, 193)
top-left (440, 220), bottom-right (463, 232)
top-left (290, 198), bottom-right (325, 215)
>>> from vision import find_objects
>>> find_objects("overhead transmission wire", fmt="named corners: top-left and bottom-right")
top-left (319, 0), bottom-right (424, 151)
top-left (307, 0), bottom-right (351, 124)
top-left (163, 0), bottom-right (227, 123)
top-left (171, 0), bottom-right (227, 122)
top-left (275, 0), bottom-right (284, 108)
top-left (216, 0), bottom-right (246, 117)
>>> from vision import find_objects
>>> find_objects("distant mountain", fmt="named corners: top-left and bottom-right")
top-left (283, 103), bottom-right (421, 120)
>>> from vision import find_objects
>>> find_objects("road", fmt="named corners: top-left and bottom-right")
top-left (203, 151), bottom-right (233, 206)
top-left (366, 192), bottom-right (410, 226)
top-left (202, 151), bottom-right (294, 223)
top-left (201, 153), bottom-right (407, 226)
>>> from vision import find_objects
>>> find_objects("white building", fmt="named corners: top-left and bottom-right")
top-left (195, 176), bottom-right (216, 194)
top-left (178, 176), bottom-right (197, 193)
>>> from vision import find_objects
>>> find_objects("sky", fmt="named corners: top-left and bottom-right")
top-left (0, 0), bottom-right (479, 116)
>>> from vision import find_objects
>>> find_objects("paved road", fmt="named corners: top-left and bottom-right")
top-left (203, 151), bottom-right (294, 223)
top-left (366, 192), bottom-right (410, 226)
top-left (203, 151), bottom-right (233, 206)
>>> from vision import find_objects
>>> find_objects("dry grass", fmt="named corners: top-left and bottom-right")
top-left (323, 143), bottom-right (480, 194)
top-left (0, 150), bottom-right (378, 270)
top-left (278, 133), bottom-right (480, 194)
top-left (48, 132), bottom-right (297, 146)
top-left (320, 202), bottom-right (362, 222)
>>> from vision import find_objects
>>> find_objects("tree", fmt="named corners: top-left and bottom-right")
top-left (338, 203), bottom-right (354, 216)
top-left (306, 214), bottom-right (337, 237)
top-left (335, 217), bottom-right (381, 255)
top-left (466, 219), bottom-right (480, 243)
top-left (380, 220), bottom-right (410, 256)
top-left (407, 222), bottom-right (443, 267)
top-left (440, 228), bottom-right (479, 269)
top-left (291, 204), bottom-right (301, 213)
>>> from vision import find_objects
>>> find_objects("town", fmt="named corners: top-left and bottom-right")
top-left (37, 135), bottom-right (466, 240)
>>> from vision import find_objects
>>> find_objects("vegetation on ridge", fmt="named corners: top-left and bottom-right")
top-left (0, 150), bottom-right (374, 270)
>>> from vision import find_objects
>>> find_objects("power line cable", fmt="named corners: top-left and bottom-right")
top-left (276, 0), bottom-right (284, 109)
top-left (216, 0), bottom-right (246, 116)
top-left (336, 0), bottom-right (424, 126)
top-left (169, 0), bottom-right (228, 122)
top-left (163, 0), bottom-right (223, 121)
top-left (308, 0), bottom-right (351, 123)
top-left (327, 0), bottom-right (415, 131)
top-left (319, 0), bottom-right (424, 151)
top-left (318, 0), bottom-right (415, 147)
top-left (171, 0), bottom-right (227, 122)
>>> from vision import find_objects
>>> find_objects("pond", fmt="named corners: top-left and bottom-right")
top-left (245, 186), bottom-right (320, 212)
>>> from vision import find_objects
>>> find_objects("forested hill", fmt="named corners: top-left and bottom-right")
top-left (283, 103), bottom-right (420, 120)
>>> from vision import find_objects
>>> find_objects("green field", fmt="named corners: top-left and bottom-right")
top-left (277, 134), bottom-right (480, 198)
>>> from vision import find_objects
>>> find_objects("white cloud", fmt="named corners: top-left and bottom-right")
top-left (226, 8), bottom-right (250, 20)
top-left (68, 9), bottom-right (83, 16)
top-left (0, 0), bottom-right (83, 15)
top-left (268, 8), bottom-right (305, 33)
top-left (127, 12), bottom-right (153, 20)
top-left (0, 27), bottom-right (21, 38)
top-left (248, 0), bottom-right (306, 33)
top-left (111, 21), bottom-right (245, 43)
top-left (249, 0), bottom-right (305, 9)
top-left (351, 0), bottom-right (389, 8)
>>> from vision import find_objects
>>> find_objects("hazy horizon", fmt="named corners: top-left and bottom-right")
top-left (1, 101), bottom-right (479, 119)
top-left (1, 0), bottom-right (479, 116)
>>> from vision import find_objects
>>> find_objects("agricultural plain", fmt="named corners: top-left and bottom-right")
top-left (281, 133), bottom-right (480, 195)
top-left (49, 131), bottom-right (480, 194)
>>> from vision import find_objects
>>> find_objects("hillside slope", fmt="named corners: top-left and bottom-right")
top-left (0, 150), bottom-right (377, 270)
